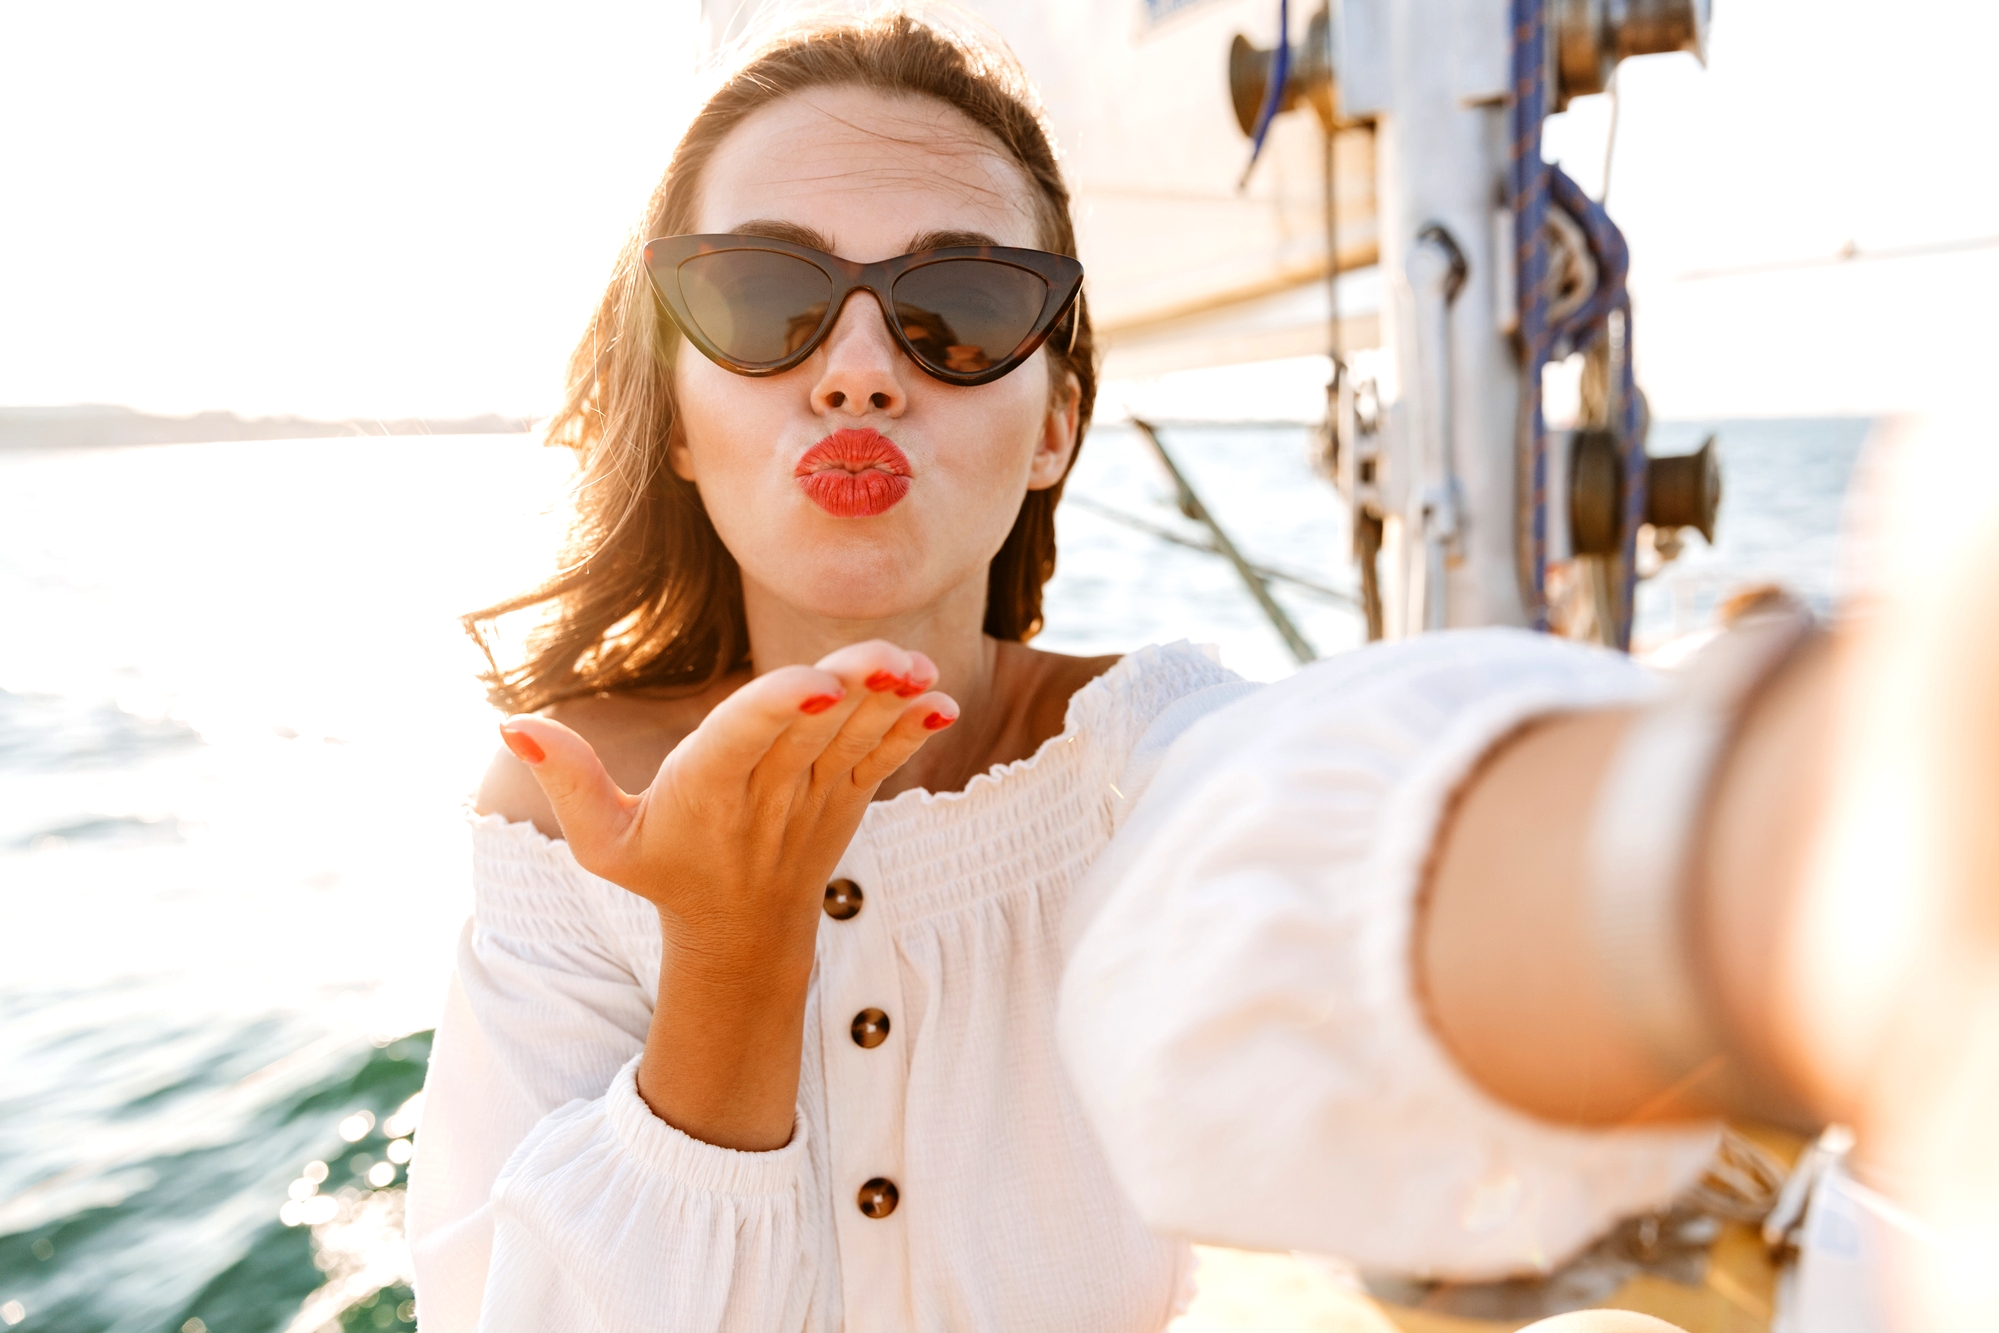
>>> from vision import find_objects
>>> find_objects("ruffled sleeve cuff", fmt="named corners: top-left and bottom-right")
top-left (601, 1054), bottom-right (808, 1197)
top-left (482, 1055), bottom-right (822, 1332)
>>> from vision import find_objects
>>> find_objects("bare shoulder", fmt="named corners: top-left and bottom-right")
top-left (994, 641), bottom-right (1123, 751)
top-left (474, 676), bottom-right (743, 840)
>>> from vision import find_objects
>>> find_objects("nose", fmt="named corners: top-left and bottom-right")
top-left (810, 291), bottom-right (909, 418)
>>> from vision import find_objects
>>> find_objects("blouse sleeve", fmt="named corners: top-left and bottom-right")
top-left (1057, 629), bottom-right (1722, 1281)
top-left (406, 818), bottom-right (832, 1333)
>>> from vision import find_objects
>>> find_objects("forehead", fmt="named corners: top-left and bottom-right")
top-left (692, 85), bottom-right (1042, 259)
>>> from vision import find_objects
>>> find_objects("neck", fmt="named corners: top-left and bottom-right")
top-left (740, 573), bottom-right (1001, 795)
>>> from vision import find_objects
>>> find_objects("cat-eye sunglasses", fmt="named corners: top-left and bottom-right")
top-left (643, 234), bottom-right (1085, 387)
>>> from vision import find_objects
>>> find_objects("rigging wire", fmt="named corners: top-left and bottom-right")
top-left (1130, 417), bottom-right (1319, 663)
top-left (1600, 66), bottom-right (1621, 208)
top-left (1323, 72), bottom-right (1383, 639)
top-left (1064, 494), bottom-right (1360, 609)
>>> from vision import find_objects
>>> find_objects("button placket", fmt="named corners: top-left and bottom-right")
top-left (816, 830), bottom-right (912, 1326)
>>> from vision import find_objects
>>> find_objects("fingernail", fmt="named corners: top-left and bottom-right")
top-left (799, 692), bottom-right (843, 715)
top-left (500, 726), bottom-right (545, 765)
top-left (923, 711), bottom-right (955, 731)
top-left (865, 670), bottom-right (899, 692)
top-left (893, 676), bottom-right (928, 698)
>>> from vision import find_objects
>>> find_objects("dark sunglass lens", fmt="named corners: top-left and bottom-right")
top-left (676, 249), bottom-right (833, 365)
top-left (891, 260), bottom-right (1048, 377)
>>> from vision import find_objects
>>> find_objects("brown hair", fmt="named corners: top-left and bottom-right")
top-left (466, 10), bottom-right (1095, 714)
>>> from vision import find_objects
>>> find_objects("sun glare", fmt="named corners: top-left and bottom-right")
top-left (1, 0), bottom-right (1993, 421)
top-left (0, 1), bottom-right (703, 419)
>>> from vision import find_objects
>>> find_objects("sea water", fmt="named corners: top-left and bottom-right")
top-left (0, 417), bottom-right (1870, 1332)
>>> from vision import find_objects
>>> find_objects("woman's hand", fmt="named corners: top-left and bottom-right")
top-left (500, 638), bottom-right (953, 940)
top-left (496, 639), bottom-right (957, 1150)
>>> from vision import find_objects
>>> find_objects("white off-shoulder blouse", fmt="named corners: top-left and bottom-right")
top-left (407, 634), bottom-right (1720, 1333)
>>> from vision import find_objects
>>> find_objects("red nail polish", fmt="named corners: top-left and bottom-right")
top-left (893, 676), bottom-right (927, 698)
top-left (922, 711), bottom-right (955, 731)
top-left (500, 727), bottom-right (545, 765)
top-left (799, 693), bottom-right (842, 715)
top-left (865, 670), bottom-right (899, 692)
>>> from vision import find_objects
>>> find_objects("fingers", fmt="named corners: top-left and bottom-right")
top-left (756, 642), bottom-right (934, 779)
top-left (499, 715), bottom-right (640, 876)
top-left (675, 663), bottom-right (853, 786)
top-left (807, 643), bottom-right (939, 767)
top-left (819, 641), bottom-right (936, 703)
top-left (848, 692), bottom-right (958, 791)
top-left (671, 641), bottom-right (952, 800)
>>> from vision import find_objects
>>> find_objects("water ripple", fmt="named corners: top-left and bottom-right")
top-left (0, 690), bottom-right (202, 773)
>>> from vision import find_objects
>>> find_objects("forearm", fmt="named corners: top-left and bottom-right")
top-left (1692, 635), bottom-right (1841, 1122)
top-left (1419, 638), bottom-right (1840, 1129)
top-left (638, 914), bottom-right (818, 1152)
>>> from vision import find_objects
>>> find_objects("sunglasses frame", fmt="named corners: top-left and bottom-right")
top-left (642, 233), bottom-right (1085, 388)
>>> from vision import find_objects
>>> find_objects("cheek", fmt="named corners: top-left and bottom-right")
top-left (671, 357), bottom-right (779, 483)
top-left (936, 363), bottom-right (1051, 485)
top-left (914, 377), bottom-right (1053, 570)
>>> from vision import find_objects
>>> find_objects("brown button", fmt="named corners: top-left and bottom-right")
top-left (857, 1177), bottom-right (899, 1218)
top-left (850, 1008), bottom-right (890, 1049)
top-left (823, 879), bottom-right (863, 921)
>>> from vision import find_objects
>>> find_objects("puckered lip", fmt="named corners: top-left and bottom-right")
top-left (793, 428), bottom-right (912, 478)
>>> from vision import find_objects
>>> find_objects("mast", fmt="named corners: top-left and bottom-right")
top-left (1346, 0), bottom-right (1530, 635)
top-left (1236, 0), bottom-right (1717, 646)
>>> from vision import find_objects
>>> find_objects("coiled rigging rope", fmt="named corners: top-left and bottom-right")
top-left (1512, 0), bottom-right (1647, 647)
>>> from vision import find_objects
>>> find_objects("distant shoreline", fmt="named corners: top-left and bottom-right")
top-left (0, 405), bottom-right (536, 451)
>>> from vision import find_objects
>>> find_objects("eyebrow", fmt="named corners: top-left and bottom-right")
top-left (907, 228), bottom-right (1002, 251)
top-left (726, 220), bottom-right (1006, 255)
top-left (728, 219), bottom-right (834, 250)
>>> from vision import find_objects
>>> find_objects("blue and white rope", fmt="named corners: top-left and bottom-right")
top-left (1512, 0), bottom-right (1647, 648)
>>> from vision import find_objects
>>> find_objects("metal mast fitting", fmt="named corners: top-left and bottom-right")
top-left (1553, 0), bottom-right (1710, 108)
top-left (1227, 0), bottom-right (1718, 647)
top-left (1327, 0), bottom-right (1530, 636)
top-left (1229, 4), bottom-right (1337, 136)
top-left (1215, 0), bottom-right (1719, 647)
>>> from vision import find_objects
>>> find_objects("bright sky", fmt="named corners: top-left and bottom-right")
top-left (0, 0), bottom-right (706, 419)
top-left (1544, 0), bottom-right (1999, 418)
top-left (1, 0), bottom-right (1992, 420)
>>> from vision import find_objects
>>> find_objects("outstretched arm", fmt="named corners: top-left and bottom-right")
top-left (1063, 426), bottom-right (1998, 1324)
top-left (1427, 450), bottom-right (1999, 1327)
top-left (1419, 634), bottom-right (1840, 1131)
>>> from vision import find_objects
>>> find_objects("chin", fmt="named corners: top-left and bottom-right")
top-left (761, 547), bottom-right (938, 619)
top-left (795, 585), bottom-right (939, 623)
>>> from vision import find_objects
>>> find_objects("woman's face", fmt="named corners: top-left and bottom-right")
top-left (671, 85), bottom-right (1077, 627)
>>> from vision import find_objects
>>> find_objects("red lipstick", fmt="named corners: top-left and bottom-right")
top-left (794, 428), bottom-right (912, 518)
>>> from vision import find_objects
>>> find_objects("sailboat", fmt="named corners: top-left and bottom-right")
top-left (702, 1), bottom-right (1819, 1327)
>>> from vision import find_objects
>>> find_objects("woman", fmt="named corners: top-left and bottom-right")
top-left (406, 12), bottom-right (1997, 1332)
